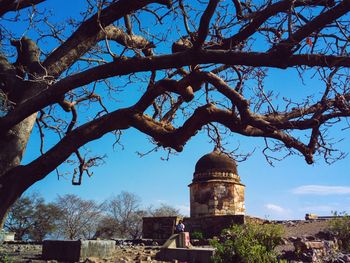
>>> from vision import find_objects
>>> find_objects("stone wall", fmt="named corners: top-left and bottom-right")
top-left (183, 215), bottom-right (245, 238)
top-left (142, 215), bottom-right (247, 239)
top-left (0, 230), bottom-right (15, 242)
top-left (142, 217), bottom-right (180, 239)
top-left (42, 240), bottom-right (115, 262)
top-left (190, 180), bottom-right (245, 218)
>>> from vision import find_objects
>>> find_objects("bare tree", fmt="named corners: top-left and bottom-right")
top-left (54, 194), bottom-right (104, 240)
top-left (94, 216), bottom-right (119, 240)
top-left (1, 0), bottom-right (350, 226)
top-left (148, 203), bottom-right (182, 217)
top-left (106, 191), bottom-right (145, 239)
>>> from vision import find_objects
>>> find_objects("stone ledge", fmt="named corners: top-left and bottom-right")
top-left (42, 240), bottom-right (115, 261)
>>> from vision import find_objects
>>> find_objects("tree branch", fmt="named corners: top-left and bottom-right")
top-left (43, 0), bottom-right (171, 77)
top-left (0, 0), bottom-right (45, 17)
top-left (193, 0), bottom-right (220, 48)
top-left (97, 25), bottom-right (155, 56)
top-left (1, 49), bottom-right (350, 134)
top-left (270, 0), bottom-right (350, 55)
top-left (212, 0), bottom-right (335, 49)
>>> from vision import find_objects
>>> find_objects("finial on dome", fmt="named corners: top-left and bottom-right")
top-left (213, 146), bottom-right (221, 153)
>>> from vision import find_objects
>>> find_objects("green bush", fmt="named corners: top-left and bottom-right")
top-left (191, 231), bottom-right (205, 240)
top-left (210, 222), bottom-right (284, 263)
top-left (328, 212), bottom-right (350, 252)
top-left (0, 253), bottom-right (13, 263)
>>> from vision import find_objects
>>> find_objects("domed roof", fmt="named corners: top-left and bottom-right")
top-left (195, 150), bottom-right (237, 174)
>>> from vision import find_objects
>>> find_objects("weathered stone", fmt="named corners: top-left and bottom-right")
top-left (142, 216), bottom-right (179, 239)
top-left (142, 150), bottom-right (247, 240)
top-left (189, 150), bottom-right (245, 218)
top-left (305, 241), bottom-right (324, 250)
top-left (302, 235), bottom-right (316, 241)
top-left (156, 247), bottom-right (215, 263)
top-left (0, 230), bottom-right (15, 242)
top-left (42, 240), bottom-right (115, 262)
top-left (183, 214), bottom-right (245, 238)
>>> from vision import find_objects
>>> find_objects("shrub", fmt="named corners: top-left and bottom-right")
top-left (191, 231), bottom-right (205, 240)
top-left (0, 253), bottom-right (13, 263)
top-left (328, 212), bottom-right (350, 252)
top-left (210, 222), bottom-right (284, 263)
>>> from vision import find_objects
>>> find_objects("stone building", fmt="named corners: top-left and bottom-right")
top-left (142, 150), bottom-right (247, 239)
top-left (189, 149), bottom-right (245, 218)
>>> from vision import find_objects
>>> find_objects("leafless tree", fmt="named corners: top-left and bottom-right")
top-left (54, 194), bottom-right (104, 240)
top-left (1, 0), bottom-right (350, 226)
top-left (105, 191), bottom-right (145, 239)
top-left (148, 203), bottom-right (182, 217)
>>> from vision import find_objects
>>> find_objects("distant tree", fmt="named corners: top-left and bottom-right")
top-left (28, 202), bottom-right (60, 241)
top-left (148, 203), bottom-right (182, 217)
top-left (94, 216), bottom-right (118, 239)
top-left (54, 194), bottom-right (104, 240)
top-left (127, 209), bottom-right (149, 239)
top-left (105, 191), bottom-right (145, 239)
top-left (1, 0), bottom-right (350, 227)
top-left (4, 194), bottom-right (41, 240)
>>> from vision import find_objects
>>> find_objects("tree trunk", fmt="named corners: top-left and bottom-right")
top-left (0, 113), bottom-right (37, 228)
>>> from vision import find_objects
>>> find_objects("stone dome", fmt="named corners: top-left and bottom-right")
top-left (194, 150), bottom-right (238, 174)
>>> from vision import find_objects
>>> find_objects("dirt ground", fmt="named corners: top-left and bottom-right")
top-left (281, 220), bottom-right (329, 238)
top-left (0, 220), bottom-right (332, 263)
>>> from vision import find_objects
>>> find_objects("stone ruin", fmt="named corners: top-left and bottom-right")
top-left (143, 149), bottom-right (248, 239)
top-left (189, 149), bottom-right (245, 217)
top-left (0, 230), bottom-right (15, 242)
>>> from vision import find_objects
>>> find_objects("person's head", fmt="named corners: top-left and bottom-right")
top-left (179, 220), bottom-right (182, 224)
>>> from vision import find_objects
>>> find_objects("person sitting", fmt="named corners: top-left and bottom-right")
top-left (175, 220), bottom-right (185, 233)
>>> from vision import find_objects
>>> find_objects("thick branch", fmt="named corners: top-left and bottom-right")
top-left (213, 0), bottom-right (335, 49)
top-left (43, 0), bottom-right (171, 77)
top-left (193, 0), bottom-right (220, 48)
top-left (97, 25), bottom-right (155, 56)
top-left (11, 37), bottom-right (45, 77)
top-left (232, 0), bottom-right (243, 20)
top-left (270, 0), bottom-right (350, 55)
top-left (0, 0), bottom-right (45, 17)
top-left (2, 50), bottom-right (350, 134)
top-left (0, 51), bottom-right (20, 103)
top-left (133, 73), bottom-right (202, 112)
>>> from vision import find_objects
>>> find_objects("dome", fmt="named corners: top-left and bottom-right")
top-left (194, 150), bottom-right (237, 174)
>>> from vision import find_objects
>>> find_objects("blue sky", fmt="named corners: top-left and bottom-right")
top-left (24, 122), bottom-right (350, 220)
top-left (5, 0), bottom-right (350, 220)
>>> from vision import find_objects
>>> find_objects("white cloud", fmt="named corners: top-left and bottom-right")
top-left (292, 185), bottom-right (350, 195)
top-left (264, 203), bottom-right (287, 214)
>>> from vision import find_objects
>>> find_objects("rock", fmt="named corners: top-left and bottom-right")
top-left (302, 235), bottom-right (316, 241)
top-left (315, 231), bottom-right (333, 240)
top-left (289, 236), bottom-right (300, 242)
top-left (281, 238), bottom-right (289, 245)
top-left (342, 254), bottom-right (350, 262)
top-left (305, 241), bottom-right (324, 250)
top-left (83, 258), bottom-right (98, 263)
top-left (286, 221), bottom-right (296, 227)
